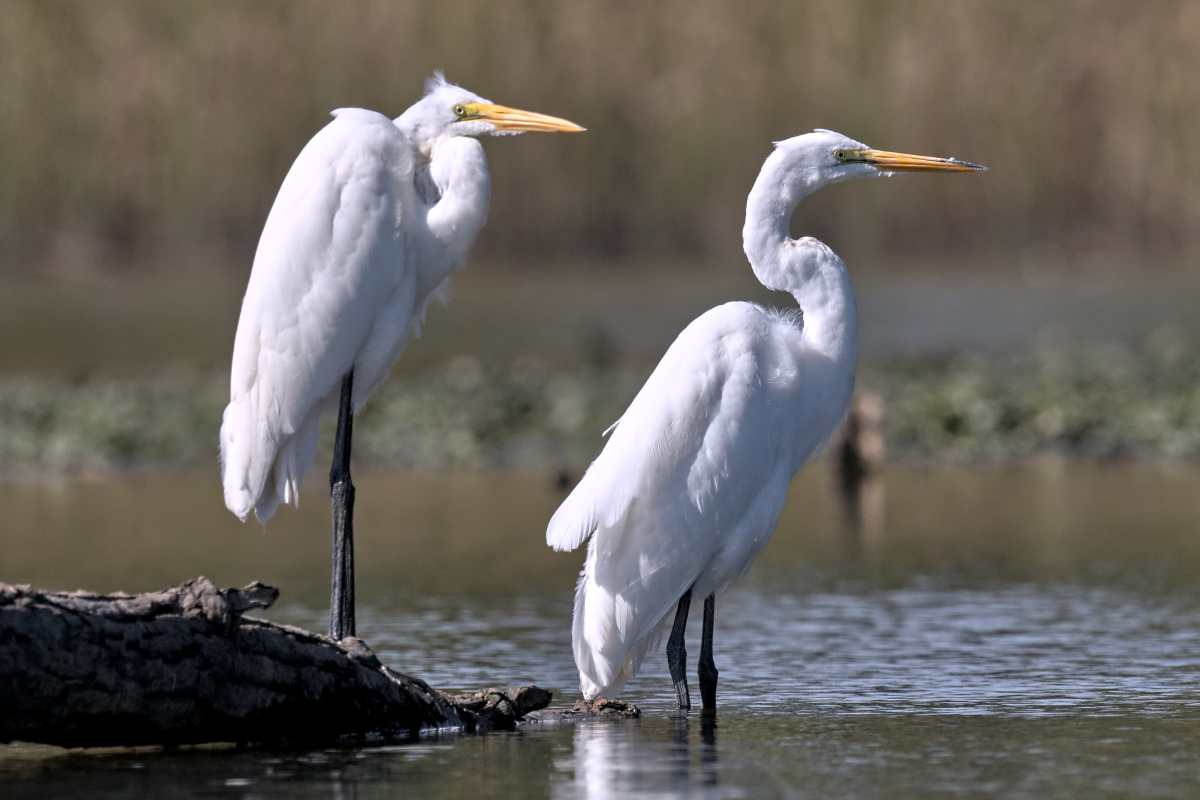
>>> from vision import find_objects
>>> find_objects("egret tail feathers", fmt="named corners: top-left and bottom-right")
top-left (571, 559), bottom-right (671, 701)
top-left (220, 398), bottom-right (321, 523)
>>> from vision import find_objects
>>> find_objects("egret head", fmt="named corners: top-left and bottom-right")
top-left (744, 129), bottom-right (984, 289)
top-left (397, 72), bottom-right (584, 154)
top-left (772, 129), bottom-right (986, 197)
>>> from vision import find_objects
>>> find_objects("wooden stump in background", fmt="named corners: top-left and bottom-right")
top-left (836, 392), bottom-right (887, 540)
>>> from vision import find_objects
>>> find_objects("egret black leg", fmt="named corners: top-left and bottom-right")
top-left (330, 370), bottom-right (356, 641)
top-left (666, 588), bottom-right (693, 709)
top-left (698, 593), bottom-right (719, 709)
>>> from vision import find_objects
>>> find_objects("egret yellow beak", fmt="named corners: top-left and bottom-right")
top-left (852, 149), bottom-right (986, 172)
top-left (465, 103), bottom-right (585, 133)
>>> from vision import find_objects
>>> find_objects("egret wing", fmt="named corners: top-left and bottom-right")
top-left (221, 109), bottom-right (414, 520)
top-left (549, 302), bottom-right (781, 557)
top-left (553, 304), bottom-right (792, 693)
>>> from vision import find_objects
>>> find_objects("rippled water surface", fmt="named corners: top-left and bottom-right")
top-left (4, 464), bottom-right (1200, 798)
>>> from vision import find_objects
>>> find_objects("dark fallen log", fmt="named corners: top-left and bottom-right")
top-left (0, 577), bottom-right (554, 748)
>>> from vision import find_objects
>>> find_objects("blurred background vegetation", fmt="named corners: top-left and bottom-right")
top-left (2, 0), bottom-right (1198, 274)
top-left (1, 0), bottom-right (1199, 475)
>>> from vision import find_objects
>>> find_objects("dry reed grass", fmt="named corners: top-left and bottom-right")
top-left (1, 1), bottom-right (1198, 274)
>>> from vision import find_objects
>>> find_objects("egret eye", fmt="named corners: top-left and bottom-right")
top-left (834, 149), bottom-right (847, 161)
top-left (453, 104), bottom-right (467, 117)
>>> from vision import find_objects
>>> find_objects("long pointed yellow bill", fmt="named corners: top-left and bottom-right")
top-left (467, 103), bottom-right (585, 133)
top-left (854, 149), bottom-right (986, 172)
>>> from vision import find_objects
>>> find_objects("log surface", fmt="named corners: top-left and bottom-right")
top-left (0, 577), bottom-right (551, 748)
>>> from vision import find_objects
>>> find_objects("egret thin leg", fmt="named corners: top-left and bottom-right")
top-left (698, 593), bottom-right (719, 709)
top-left (329, 370), bottom-right (356, 641)
top-left (666, 588), bottom-right (693, 709)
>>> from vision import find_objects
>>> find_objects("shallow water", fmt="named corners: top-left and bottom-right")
top-left (4, 464), bottom-right (1200, 797)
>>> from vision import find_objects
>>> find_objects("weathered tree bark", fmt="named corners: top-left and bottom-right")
top-left (0, 577), bottom-right (553, 748)
top-left (526, 697), bottom-right (642, 722)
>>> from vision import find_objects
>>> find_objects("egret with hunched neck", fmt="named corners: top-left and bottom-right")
top-left (220, 73), bottom-right (583, 641)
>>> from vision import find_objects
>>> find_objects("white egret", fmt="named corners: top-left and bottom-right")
top-left (220, 73), bottom-right (583, 640)
top-left (548, 130), bottom-right (983, 709)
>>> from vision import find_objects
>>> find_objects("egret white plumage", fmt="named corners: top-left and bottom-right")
top-left (220, 73), bottom-right (583, 639)
top-left (547, 129), bottom-right (983, 709)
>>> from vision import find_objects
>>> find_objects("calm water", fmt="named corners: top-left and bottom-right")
top-left (4, 464), bottom-right (1200, 797)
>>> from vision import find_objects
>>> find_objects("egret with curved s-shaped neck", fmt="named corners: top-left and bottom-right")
top-left (221, 74), bottom-right (583, 640)
top-left (547, 130), bottom-right (983, 709)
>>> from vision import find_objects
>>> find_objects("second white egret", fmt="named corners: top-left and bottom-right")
top-left (548, 129), bottom-right (983, 709)
top-left (221, 74), bottom-right (583, 640)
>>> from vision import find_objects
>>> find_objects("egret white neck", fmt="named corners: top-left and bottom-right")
top-left (742, 148), bottom-right (859, 365)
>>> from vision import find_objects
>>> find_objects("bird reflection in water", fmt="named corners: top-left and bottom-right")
top-left (675, 710), bottom-right (719, 790)
top-left (332, 773), bottom-right (357, 800)
top-left (557, 714), bottom-right (720, 799)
